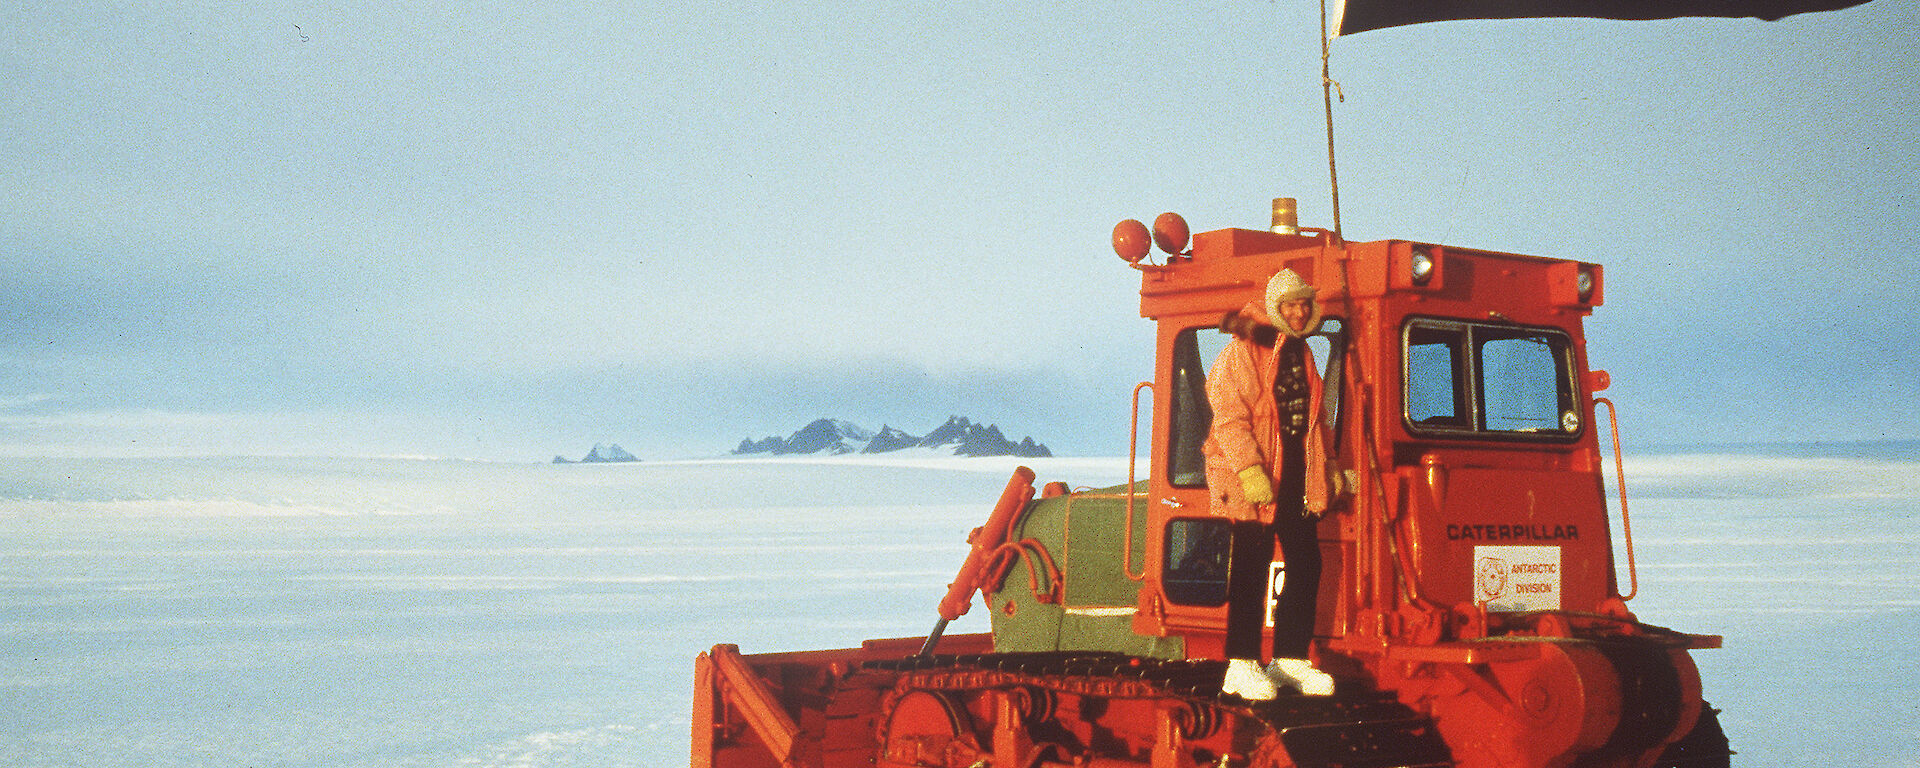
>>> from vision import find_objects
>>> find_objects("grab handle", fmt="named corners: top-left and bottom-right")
top-left (1124, 382), bottom-right (1152, 581)
top-left (1595, 397), bottom-right (1637, 601)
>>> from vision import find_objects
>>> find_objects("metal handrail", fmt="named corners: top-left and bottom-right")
top-left (1595, 397), bottom-right (1638, 601)
top-left (1124, 381), bottom-right (1152, 581)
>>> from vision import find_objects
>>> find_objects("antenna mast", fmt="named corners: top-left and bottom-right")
top-left (1319, 0), bottom-right (1344, 239)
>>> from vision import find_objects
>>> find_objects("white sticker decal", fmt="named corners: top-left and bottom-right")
top-left (1264, 560), bottom-right (1285, 628)
top-left (1473, 545), bottom-right (1561, 612)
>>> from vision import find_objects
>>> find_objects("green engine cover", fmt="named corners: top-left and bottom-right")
top-left (984, 480), bottom-right (1183, 659)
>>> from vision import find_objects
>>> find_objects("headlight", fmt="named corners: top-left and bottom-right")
top-left (1576, 270), bottom-right (1595, 302)
top-left (1561, 410), bottom-right (1581, 433)
top-left (1410, 247), bottom-right (1436, 285)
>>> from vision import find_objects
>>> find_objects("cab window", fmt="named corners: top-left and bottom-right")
top-left (1162, 518), bottom-right (1231, 606)
top-left (1403, 319), bottom-right (1577, 437)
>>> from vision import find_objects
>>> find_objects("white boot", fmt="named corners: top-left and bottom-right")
top-left (1266, 658), bottom-right (1335, 696)
top-left (1220, 658), bottom-right (1278, 701)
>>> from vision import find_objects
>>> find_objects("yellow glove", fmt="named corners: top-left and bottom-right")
top-left (1237, 466), bottom-right (1274, 505)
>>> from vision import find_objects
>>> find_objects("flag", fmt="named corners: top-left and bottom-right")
top-left (1333, 0), bottom-right (1872, 36)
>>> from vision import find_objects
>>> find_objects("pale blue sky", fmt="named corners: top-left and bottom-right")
top-left (3, 1), bottom-right (1914, 460)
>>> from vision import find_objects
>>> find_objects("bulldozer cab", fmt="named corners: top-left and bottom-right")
top-left (1128, 223), bottom-right (1616, 657)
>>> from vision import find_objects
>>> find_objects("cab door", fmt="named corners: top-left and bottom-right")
top-left (1137, 315), bottom-right (1346, 656)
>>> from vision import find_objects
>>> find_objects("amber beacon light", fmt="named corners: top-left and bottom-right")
top-left (1271, 197), bottom-right (1299, 235)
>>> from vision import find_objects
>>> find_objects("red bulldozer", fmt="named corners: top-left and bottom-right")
top-left (693, 202), bottom-right (1729, 768)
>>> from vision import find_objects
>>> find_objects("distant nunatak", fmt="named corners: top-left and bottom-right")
top-left (552, 443), bottom-right (640, 464)
top-left (734, 416), bottom-right (1052, 458)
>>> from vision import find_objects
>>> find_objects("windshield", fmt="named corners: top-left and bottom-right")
top-left (1403, 319), bottom-right (1578, 438)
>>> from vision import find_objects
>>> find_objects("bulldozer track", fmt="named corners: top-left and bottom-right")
top-left (863, 652), bottom-right (1454, 768)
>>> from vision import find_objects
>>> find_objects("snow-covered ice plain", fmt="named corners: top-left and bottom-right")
top-left (2, 448), bottom-right (1915, 767)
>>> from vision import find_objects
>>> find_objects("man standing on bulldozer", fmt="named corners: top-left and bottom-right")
top-left (1203, 268), bottom-right (1339, 700)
